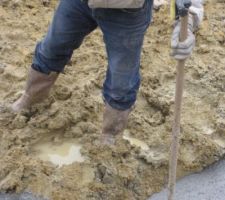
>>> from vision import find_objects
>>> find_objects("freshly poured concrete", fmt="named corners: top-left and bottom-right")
top-left (149, 158), bottom-right (225, 200)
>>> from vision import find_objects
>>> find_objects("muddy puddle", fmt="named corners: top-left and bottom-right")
top-left (33, 139), bottom-right (85, 167)
top-left (0, 0), bottom-right (225, 199)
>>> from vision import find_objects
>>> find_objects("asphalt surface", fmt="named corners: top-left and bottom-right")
top-left (0, 193), bottom-right (46, 200)
top-left (1, 159), bottom-right (225, 200)
top-left (149, 158), bottom-right (225, 200)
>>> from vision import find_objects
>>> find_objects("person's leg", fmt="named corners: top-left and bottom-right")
top-left (12, 0), bottom-right (97, 112)
top-left (33, 0), bottom-right (97, 74)
top-left (94, 0), bottom-right (153, 144)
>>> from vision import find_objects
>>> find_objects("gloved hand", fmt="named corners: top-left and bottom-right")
top-left (171, 16), bottom-right (195, 60)
top-left (176, 0), bottom-right (192, 17)
top-left (171, 0), bottom-right (204, 60)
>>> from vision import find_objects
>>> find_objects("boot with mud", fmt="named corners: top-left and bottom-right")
top-left (11, 67), bottom-right (59, 112)
top-left (101, 103), bottom-right (131, 145)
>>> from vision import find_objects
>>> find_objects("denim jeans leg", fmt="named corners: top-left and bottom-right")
top-left (33, 0), bottom-right (97, 74)
top-left (94, 0), bottom-right (153, 110)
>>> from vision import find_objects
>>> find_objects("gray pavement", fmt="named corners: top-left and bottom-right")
top-left (0, 193), bottom-right (46, 200)
top-left (1, 159), bottom-right (225, 200)
top-left (149, 158), bottom-right (225, 200)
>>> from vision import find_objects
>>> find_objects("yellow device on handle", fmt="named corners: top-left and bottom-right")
top-left (170, 0), bottom-right (176, 20)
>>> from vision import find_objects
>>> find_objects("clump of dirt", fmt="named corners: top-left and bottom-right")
top-left (0, 0), bottom-right (225, 199)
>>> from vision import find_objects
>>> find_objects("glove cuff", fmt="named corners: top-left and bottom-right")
top-left (189, 4), bottom-right (204, 27)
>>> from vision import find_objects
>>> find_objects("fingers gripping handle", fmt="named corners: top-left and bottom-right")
top-left (176, 0), bottom-right (191, 17)
top-left (176, 0), bottom-right (190, 42)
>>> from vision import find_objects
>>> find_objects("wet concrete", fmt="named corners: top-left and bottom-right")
top-left (149, 158), bottom-right (225, 200)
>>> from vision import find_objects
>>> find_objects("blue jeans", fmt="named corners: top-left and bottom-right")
top-left (33, 0), bottom-right (153, 110)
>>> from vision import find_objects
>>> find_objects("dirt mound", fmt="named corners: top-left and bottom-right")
top-left (0, 0), bottom-right (225, 199)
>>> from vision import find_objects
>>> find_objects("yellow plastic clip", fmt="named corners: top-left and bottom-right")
top-left (170, 0), bottom-right (176, 20)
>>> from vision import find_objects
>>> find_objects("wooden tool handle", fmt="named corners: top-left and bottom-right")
top-left (168, 14), bottom-right (189, 200)
top-left (179, 15), bottom-right (189, 42)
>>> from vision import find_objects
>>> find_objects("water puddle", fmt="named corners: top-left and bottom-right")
top-left (123, 130), bottom-right (149, 151)
top-left (33, 139), bottom-right (85, 167)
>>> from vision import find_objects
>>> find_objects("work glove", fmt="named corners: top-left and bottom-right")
top-left (171, 0), bottom-right (204, 60)
top-left (189, 0), bottom-right (204, 31)
top-left (171, 15), bottom-right (195, 60)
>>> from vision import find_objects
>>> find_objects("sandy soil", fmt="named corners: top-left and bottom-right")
top-left (0, 0), bottom-right (224, 199)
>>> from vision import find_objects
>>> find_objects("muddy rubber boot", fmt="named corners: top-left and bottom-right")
top-left (101, 103), bottom-right (131, 145)
top-left (11, 67), bottom-right (59, 112)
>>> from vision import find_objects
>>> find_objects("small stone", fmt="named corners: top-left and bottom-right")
top-left (42, 0), bottom-right (50, 7)
top-left (0, 63), bottom-right (7, 74)
top-left (71, 126), bottom-right (83, 138)
top-left (11, 115), bottom-right (28, 129)
top-left (11, 0), bottom-right (22, 8)
top-left (54, 85), bottom-right (72, 101)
